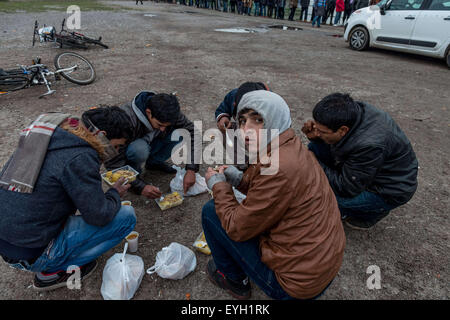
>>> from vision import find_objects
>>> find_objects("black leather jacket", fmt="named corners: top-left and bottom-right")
top-left (316, 102), bottom-right (418, 206)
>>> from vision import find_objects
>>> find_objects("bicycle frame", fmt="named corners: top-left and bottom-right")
top-left (33, 19), bottom-right (106, 49)
top-left (16, 63), bottom-right (78, 98)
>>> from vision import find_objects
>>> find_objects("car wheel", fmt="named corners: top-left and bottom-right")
top-left (349, 26), bottom-right (370, 51)
top-left (446, 49), bottom-right (450, 69)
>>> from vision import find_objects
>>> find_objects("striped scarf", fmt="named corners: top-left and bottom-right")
top-left (0, 113), bottom-right (70, 193)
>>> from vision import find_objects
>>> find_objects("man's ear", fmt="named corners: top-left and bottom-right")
top-left (338, 126), bottom-right (350, 137)
top-left (145, 108), bottom-right (152, 119)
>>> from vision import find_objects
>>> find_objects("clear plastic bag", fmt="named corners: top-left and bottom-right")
top-left (169, 165), bottom-right (208, 196)
top-left (100, 243), bottom-right (144, 300)
top-left (192, 231), bottom-right (211, 255)
top-left (146, 242), bottom-right (196, 280)
top-left (208, 186), bottom-right (247, 204)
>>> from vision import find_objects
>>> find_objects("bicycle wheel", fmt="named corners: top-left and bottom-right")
top-left (32, 20), bottom-right (38, 47)
top-left (70, 31), bottom-right (109, 49)
top-left (54, 52), bottom-right (96, 85)
top-left (80, 35), bottom-right (109, 49)
top-left (4, 68), bottom-right (26, 76)
top-left (56, 36), bottom-right (88, 50)
top-left (93, 40), bottom-right (109, 49)
top-left (0, 75), bottom-right (29, 92)
top-left (86, 38), bottom-right (109, 49)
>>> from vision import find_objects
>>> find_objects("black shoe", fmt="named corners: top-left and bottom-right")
top-left (145, 162), bottom-right (177, 174)
top-left (33, 259), bottom-right (97, 291)
top-left (344, 217), bottom-right (376, 231)
top-left (206, 259), bottom-right (251, 300)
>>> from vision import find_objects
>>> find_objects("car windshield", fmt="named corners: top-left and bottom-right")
top-left (376, 0), bottom-right (389, 6)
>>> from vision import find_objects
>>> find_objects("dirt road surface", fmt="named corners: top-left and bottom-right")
top-left (0, 1), bottom-right (449, 300)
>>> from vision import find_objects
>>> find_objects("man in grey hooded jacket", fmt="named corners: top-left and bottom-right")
top-left (105, 91), bottom-right (201, 198)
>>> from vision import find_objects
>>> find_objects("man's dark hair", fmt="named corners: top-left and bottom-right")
top-left (146, 93), bottom-right (180, 123)
top-left (233, 82), bottom-right (268, 117)
top-left (312, 93), bottom-right (359, 132)
top-left (82, 106), bottom-right (133, 141)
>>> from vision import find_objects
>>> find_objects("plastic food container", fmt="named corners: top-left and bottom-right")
top-left (101, 165), bottom-right (139, 186)
top-left (192, 231), bottom-right (211, 255)
top-left (155, 191), bottom-right (184, 211)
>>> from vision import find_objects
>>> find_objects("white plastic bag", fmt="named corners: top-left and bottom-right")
top-left (208, 186), bottom-right (246, 203)
top-left (146, 242), bottom-right (196, 280)
top-left (101, 243), bottom-right (144, 300)
top-left (170, 165), bottom-right (208, 196)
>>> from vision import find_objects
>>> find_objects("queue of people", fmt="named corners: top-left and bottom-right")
top-left (143, 0), bottom-right (373, 26)
top-left (0, 81), bottom-right (418, 298)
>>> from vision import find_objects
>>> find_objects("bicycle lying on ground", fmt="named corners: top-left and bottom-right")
top-left (33, 19), bottom-right (108, 49)
top-left (0, 52), bottom-right (96, 98)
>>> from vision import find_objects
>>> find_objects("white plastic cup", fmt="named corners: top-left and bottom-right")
top-left (125, 231), bottom-right (139, 253)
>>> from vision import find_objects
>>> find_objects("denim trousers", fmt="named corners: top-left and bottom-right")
top-left (201, 199), bottom-right (331, 300)
top-left (300, 6), bottom-right (308, 20)
top-left (9, 205), bottom-right (136, 273)
top-left (334, 11), bottom-right (342, 25)
top-left (312, 15), bottom-right (322, 26)
top-left (125, 131), bottom-right (181, 173)
top-left (222, 0), bottom-right (228, 11)
top-left (308, 141), bottom-right (397, 223)
top-left (260, 5), bottom-right (266, 16)
top-left (254, 2), bottom-right (260, 15)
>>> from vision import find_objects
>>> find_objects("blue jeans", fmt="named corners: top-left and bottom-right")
top-left (312, 15), bottom-right (322, 26)
top-left (308, 141), bottom-right (397, 224)
top-left (126, 131), bottom-right (181, 173)
top-left (237, 1), bottom-right (243, 13)
top-left (299, 6), bottom-right (308, 20)
top-left (9, 205), bottom-right (136, 273)
top-left (222, 0), bottom-right (228, 11)
top-left (336, 192), bottom-right (395, 224)
top-left (254, 2), bottom-right (260, 15)
top-left (201, 199), bottom-right (330, 300)
top-left (334, 11), bottom-right (342, 25)
top-left (260, 4), bottom-right (266, 16)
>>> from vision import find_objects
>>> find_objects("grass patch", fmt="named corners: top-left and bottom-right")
top-left (0, 0), bottom-right (126, 13)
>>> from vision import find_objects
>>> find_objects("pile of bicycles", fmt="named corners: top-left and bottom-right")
top-left (33, 19), bottom-right (108, 50)
top-left (0, 52), bottom-right (96, 98)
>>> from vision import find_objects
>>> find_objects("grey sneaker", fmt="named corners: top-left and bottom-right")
top-left (33, 259), bottom-right (97, 291)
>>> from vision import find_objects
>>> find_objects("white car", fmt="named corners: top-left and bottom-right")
top-left (344, 0), bottom-right (450, 68)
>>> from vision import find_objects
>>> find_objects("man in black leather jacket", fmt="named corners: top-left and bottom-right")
top-left (302, 93), bottom-right (418, 229)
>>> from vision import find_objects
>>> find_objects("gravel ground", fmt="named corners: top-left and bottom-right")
top-left (0, 1), bottom-right (449, 301)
